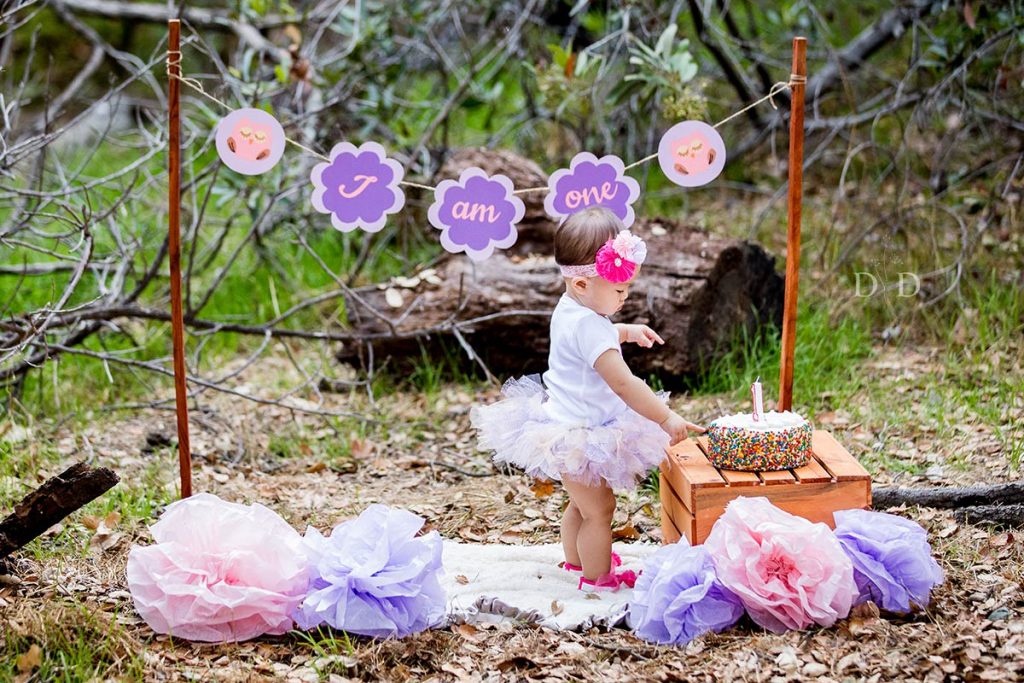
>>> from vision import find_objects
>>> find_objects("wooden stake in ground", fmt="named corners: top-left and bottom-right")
top-left (167, 19), bottom-right (192, 498)
top-left (0, 462), bottom-right (120, 560)
top-left (778, 37), bottom-right (807, 412)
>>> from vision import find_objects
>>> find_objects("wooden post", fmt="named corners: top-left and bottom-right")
top-left (778, 37), bottom-right (806, 412)
top-left (167, 19), bottom-right (192, 498)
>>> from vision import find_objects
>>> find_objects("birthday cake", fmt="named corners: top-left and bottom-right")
top-left (706, 410), bottom-right (812, 471)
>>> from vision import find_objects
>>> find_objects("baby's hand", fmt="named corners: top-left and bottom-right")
top-left (621, 324), bottom-right (664, 348)
top-left (659, 413), bottom-right (707, 446)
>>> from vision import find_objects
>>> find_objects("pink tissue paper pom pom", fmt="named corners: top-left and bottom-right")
top-left (704, 497), bottom-right (857, 634)
top-left (126, 493), bottom-right (310, 643)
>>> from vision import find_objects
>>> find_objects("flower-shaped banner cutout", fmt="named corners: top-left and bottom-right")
top-left (544, 152), bottom-right (641, 227)
top-left (657, 121), bottom-right (727, 187)
top-left (427, 167), bottom-right (524, 261)
top-left (216, 108), bottom-right (287, 175)
top-left (310, 141), bottom-right (405, 233)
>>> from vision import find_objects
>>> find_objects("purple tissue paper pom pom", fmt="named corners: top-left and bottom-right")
top-left (293, 504), bottom-right (446, 638)
top-left (834, 508), bottom-right (944, 613)
top-left (628, 542), bottom-right (744, 645)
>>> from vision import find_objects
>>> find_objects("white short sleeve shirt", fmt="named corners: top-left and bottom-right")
top-left (541, 294), bottom-right (629, 426)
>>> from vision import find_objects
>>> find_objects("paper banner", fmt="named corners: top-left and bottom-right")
top-left (310, 142), bottom-right (405, 233)
top-left (544, 152), bottom-right (641, 227)
top-left (657, 121), bottom-right (726, 187)
top-left (427, 168), bottom-right (524, 261)
top-left (215, 108), bottom-right (286, 175)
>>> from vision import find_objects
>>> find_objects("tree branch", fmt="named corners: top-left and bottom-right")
top-left (685, 0), bottom-right (764, 128)
top-left (52, 0), bottom-right (292, 57)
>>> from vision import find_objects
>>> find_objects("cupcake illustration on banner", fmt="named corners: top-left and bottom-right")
top-left (657, 121), bottom-right (726, 187)
top-left (215, 108), bottom-right (286, 175)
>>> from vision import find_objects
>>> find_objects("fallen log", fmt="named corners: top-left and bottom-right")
top-left (872, 482), bottom-right (1024, 510)
top-left (953, 504), bottom-right (1024, 528)
top-left (337, 216), bottom-right (784, 385)
top-left (0, 462), bottom-right (120, 559)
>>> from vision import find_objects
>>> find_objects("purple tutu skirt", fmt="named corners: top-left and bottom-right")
top-left (469, 375), bottom-right (670, 491)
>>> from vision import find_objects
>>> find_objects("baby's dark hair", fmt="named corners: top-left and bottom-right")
top-left (554, 206), bottom-right (623, 266)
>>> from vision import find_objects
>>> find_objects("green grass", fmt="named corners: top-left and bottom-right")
top-left (267, 429), bottom-right (359, 473)
top-left (689, 299), bottom-right (875, 414)
top-left (0, 601), bottom-right (145, 682)
top-left (859, 448), bottom-right (929, 478)
top-left (292, 625), bottom-right (357, 656)
top-left (405, 341), bottom-right (473, 397)
top-left (267, 415), bottom-right (377, 474)
top-left (640, 468), bottom-right (660, 498)
top-left (930, 272), bottom-right (1023, 467)
top-left (2, 461), bottom-right (175, 563)
top-left (0, 432), bottom-right (174, 561)
top-left (86, 455), bottom-right (177, 523)
top-left (290, 627), bottom-right (360, 678)
top-left (0, 439), bottom-right (65, 507)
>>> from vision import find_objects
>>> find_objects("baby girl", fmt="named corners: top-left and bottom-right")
top-left (471, 205), bottom-right (706, 591)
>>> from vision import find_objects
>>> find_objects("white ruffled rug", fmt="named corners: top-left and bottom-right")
top-left (441, 541), bottom-right (657, 631)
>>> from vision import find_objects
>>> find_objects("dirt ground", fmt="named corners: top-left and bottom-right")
top-left (1, 344), bottom-right (1022, 682)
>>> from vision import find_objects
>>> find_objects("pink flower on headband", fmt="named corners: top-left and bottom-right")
top-left (595, 230), bottom-right (647, 283)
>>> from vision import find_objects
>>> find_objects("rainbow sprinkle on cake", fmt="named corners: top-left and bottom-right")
top-left (706, 410), bottom-right (812, 471)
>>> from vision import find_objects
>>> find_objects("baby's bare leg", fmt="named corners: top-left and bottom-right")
top-left (561, 500), bottom-right (583, 566)
top-left (562, 478), bottom-right (616, 580)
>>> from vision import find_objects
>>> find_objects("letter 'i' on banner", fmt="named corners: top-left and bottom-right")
top-left (544, 152), bottom-right (641, 227)
top-left (427, 167), bottom-right (525, 261)
top-left (310, 142), bottom-right (406, 233)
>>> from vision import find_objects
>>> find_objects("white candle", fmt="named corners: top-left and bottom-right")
top-left (751, 377), bottom-right (764, 422)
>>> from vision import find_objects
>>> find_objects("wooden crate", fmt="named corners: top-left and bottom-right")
top-left (660, 430), bottom-right (871, 545)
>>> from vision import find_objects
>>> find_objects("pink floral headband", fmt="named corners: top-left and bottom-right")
top-left (559, 230), bottom-right (648, 283)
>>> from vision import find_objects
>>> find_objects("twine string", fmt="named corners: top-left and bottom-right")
top-left (167, 50), bottom-right (804, 195)
top-left (167, 51), bottom-right (334, 164)
top-left (619, 76), bottom-right (801, 174)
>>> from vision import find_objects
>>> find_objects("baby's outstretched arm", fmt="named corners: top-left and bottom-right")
top-left (615, 323), bottom-right (664, 348)
top-left (593, 349), bottom-right (705, 445)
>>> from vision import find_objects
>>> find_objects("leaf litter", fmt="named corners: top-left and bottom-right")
top-left (0, 342), bottom-right (1022, 681)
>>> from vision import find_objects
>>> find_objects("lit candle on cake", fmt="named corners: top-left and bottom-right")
top-left (751, 377), bottom-right (764, 422)
top-left (706, 377), bottom-right (811, 470)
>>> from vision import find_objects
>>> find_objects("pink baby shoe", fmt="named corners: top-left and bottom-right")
top-left (578, 569), bottom-right (638, 592)
top-left (562, 552), bottom-right (622, 574)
